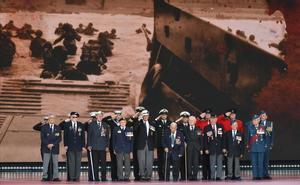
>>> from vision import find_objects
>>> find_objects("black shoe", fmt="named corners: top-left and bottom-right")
top-left (263, 176), bottom-right (272, 180)
top-left (234, 177), bottom-right (242, 181)
top-left (52, 178), bottom-right (61, 182)
top-left (41, 178), bottom-right (49, 181)
top-left (225, 177), bottom-right (231, 180)
top-left (215, 177), bottom-right (221, 181)
top-left (102, 178), bottom-right (108, 182)
top-left (124, 178), bottom-right (130, 182)
top-left (253, 177), bottom-right (262, 180)
top-left (202, 177), bottom-right (208, 180)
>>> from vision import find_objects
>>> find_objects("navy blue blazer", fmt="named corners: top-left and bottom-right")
top-left (162, 131), bottom-right (185, 160)
top-left (41, 124), bottom-right (62, 154)
top-left (87, 121), bottom-right (110, 150)
top-left (63, 121), bottom-right (85, 151)
top-left (224, 130), bottom-right (244, 157)
top-left (112, 127), bottom-right (133, 153)
top-left (204, 123), bottom-right (225, 155)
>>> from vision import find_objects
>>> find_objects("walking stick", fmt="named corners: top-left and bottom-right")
top-left (184, 143), bottom-right (187, 181)
top-left (49, 148), bottom-right (53, 180)
top-left (164, 151), bottom-right (168, 181)
top-left (89, 150), bottom-right (95, 181)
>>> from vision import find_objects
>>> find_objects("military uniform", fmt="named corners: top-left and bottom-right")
top-left (246, 115), bottom-right (266, 180)
top-left (155, 109), bottom-right (171, 180)
top-left (53, 23), bottom-right (81, 55)
top-left (260, 111), bottom-right (274, 179)
top-left (87, 116), bottom-right (110, 181)
top-left (112, 125), bottom-right (133, 181)
top-left (41, 123), bottom-right (62, 181)
top-left (177, 111), bottom-right (190, 180)
top-left (30, 30), bottom-right (47, 58)
top-left (162, 130), bottom-right (185, 181)
top-left (0, 32), bottom-right (16, 68)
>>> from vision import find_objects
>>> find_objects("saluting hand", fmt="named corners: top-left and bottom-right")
top-left (87, 146), bottom-right (92, 151)
top-left (164, 148), bottom-right (169, 153)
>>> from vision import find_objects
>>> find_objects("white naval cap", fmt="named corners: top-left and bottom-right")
top-left (159, 108), bottom-right (168, 115)
top-left (114, 110), bottom-right (122, 114)
top-left (141, 110), bottom-right (149, 116)
top-left (180, 111), bottom-right (190, 117)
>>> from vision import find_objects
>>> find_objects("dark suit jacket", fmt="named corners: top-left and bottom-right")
top-left (87, 121), bottom-right (110, 151)
top-left (224, 130), bottom-right (244, 157)
top-left (162, 131), bottom-right (185, 160)
top-left (63, 121), bottom-right (85, 151)
top-left (112, 127), bottom-right (133, 153)
top-left (104, 116), bottom-right (120, 149)
top-left (134, 120), bottom-right (156, 151)
top-left (204, 123), bottom-right (225, 155)
top-left (155, 119), bottom-right (171, 148)
top-left (41, 124), bottom-right (62, 154)
top-left (184, 126), bottom-right (203, 152)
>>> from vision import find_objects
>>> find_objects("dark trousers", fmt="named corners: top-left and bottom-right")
top-left (109, 149), bottom-right (118, 180)
top-left (91, 150), bottom-right (107, 181)
top-left (180, 153), bottom-right (186, 180)
top-left (201, 152), bottom-right (211, 180)
top-left (87, 150), bottom-right (93, 181)
top-left (263, 149), bottom-right (270, 177)
top-left (133, 146), bottom-right (140, 180)
top-left (67, 150), bottom-right (82, 180)
top-left (187, 149), bottom-right (199, 180)
top-left (251, 152), bottom-right (264, 178)
top-left (157, 147), bottom-right (165, 180)
top-left (165, 153), bottom-right (180, 181)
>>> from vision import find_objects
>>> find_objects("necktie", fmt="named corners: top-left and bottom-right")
top-left (145, 122), bottom-right (149, 136)
top-left (50, 124), bottom-right (54, 133)
top-left (233, 130), bottom-right (236, 141)
top-left (214, 125), bottom-right (217, 137)
top-left (171, 133), bottom-right (175, 147)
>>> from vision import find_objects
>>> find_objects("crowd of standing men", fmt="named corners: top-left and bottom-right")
top-left (34, 107), bottom-right (274, 182)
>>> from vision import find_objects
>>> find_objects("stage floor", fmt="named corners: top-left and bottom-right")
top-left (1, 170), bottom-right (300, 184)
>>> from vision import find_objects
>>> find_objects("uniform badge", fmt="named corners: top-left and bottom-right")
top-left (126, 132), bottom-right (133, 137)
top-left (55, 133), bottom-right (60, 136)
top-left (117, 130), bottom-right (121, 134)
top-left (197, 131), bottom-right (201, 136)
top-left (176, 138), bottom-right (181, 145)
top-left (207, 131), bottom-right (213, 137)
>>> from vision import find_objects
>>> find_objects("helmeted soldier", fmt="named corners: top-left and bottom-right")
top-left (83, 22), bottom-right (99, 36)
top-left (53, 23), bottom-right (81, 55)
top-left (0, 32), bottom-right (16, 68)
top-left (75, 23), bottom-right (85, 34)
top-left (30, 30), bottom-right (47, 58)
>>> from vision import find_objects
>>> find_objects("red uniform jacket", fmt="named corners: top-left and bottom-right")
top-left (217, 115), bottom-right (244, 133)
